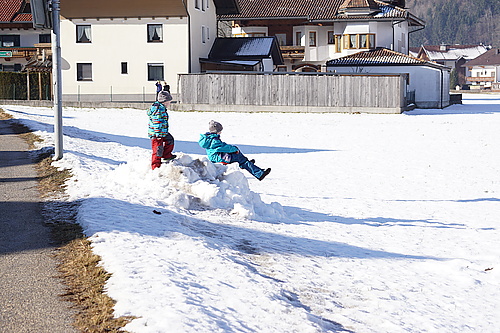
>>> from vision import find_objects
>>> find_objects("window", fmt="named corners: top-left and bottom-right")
top-left (202, 26), bottom-right (207, 43)
top-left (76, 25), bottom-right (91, 43)
top-left (195, 0), bottom-right (200, 9)
top-left (121, 62), bottom-right (128, 74)
top-left (296, 31), bottom-right (302, 46)
top-left (335, 35), bottom-right (342, 52)
top-left (77, 63), bottom-right (92, 81)
top-left (148, 63), bottom-right (164, 81)
top-left (309, 31), bottom-right (317, 47)
top-left (275, 33), bottom-right (286, 46)
top-left (328, 31), bottom-right (335, 44)
top-left (39, 34), bottom-right (51, 43)
top-left (147, 24), bottom-right (163, 42)
top-left (343, 34), bottom-right (375, 49)
top-left (0, 35), bottom-right (20, 47)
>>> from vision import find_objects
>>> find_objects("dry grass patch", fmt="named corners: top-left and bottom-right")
top-left (0, 108), bottom-right (134, 332)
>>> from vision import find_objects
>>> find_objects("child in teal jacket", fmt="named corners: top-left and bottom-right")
top-left (148, 90), bottom-right (176, 169)
top-left (198, 120), bottom-right (271, 181)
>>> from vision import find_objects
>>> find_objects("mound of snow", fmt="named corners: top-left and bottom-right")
top-left (63, 152), bottom-right (285, 222)
top-left (156, 154), bottom-right (286, 221)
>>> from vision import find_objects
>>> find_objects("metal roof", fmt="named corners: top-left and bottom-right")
top-left (208, 37), bottom-right (284, 64)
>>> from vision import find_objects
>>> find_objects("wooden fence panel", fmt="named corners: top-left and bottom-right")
top-left (178, 72), bottom-right (405, 113)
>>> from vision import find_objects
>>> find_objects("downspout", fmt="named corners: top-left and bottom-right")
top-left (440, 68), bottom-right (443, 109)
top-left (181, 0), bottom-right (192, 73)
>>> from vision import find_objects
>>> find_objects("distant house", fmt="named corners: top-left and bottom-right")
top-left (200, 37), bottom-right (284, 72)
top-left (326, 48), bottom-right (450, 108)
top-left (0, 0), bottom-right (51, 72)
top-left (219, 0), bottom-right (424, 72)
top-left (415, 44), bottom-right (490, 86)
top-left (462, 48), bottom-right (500, 91)
top-left (57, 0), bottom-right (239, 102)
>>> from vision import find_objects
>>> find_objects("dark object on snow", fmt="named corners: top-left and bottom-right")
top-left (153, 210), bottom-right (162, 215)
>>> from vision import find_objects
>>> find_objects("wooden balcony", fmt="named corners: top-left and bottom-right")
top-left (280, 45), bottom-right (305, 60)
top-left (0, 47), bottom-right (38, 59)
top-left (466, 76), bottom-right (495, 82)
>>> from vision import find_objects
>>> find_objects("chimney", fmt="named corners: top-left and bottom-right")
top-left (440, 44), bottom-right (448, 51)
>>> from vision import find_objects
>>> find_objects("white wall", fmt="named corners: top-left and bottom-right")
top-left (327, 65), bottom-right (450, 108)
top-left (187, 0), bottom-right (218, 73)
top-left (60, 18), bottom-right (189, 100)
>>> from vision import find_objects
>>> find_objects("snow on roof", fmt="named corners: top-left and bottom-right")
top-left (422, 45), bottom-right (490, 61)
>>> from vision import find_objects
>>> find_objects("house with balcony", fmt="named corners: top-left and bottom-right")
top-left (0, 0), bottom-right (51, 72)
top-left (57, 0), bottom-right (239, 102)
top-left (218, 0), bottom-right (424, 72)
top-left (415, 44), bottom-right (490, 86)
top-left (462, 48), bottom-right (500, 91)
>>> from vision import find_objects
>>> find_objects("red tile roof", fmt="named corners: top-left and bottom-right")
top-left (463, 48), bottom-right (500, 67)
top-left (326, 48), bottom-right (446, 69)
top-left (340, 0), bottom-right (378, 10)
top-left (221, 0), bottom-right (412, 21)
top-left (0, 0), bottom-right (32, 23)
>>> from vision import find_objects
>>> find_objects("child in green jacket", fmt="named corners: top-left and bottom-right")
top-left (198, 120), bottom-right (271, 181)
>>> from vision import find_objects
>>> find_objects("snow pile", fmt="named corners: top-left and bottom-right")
top-left (61, 151), bottom-right (285, 222)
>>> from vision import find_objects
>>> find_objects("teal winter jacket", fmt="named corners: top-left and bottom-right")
top-left (147, 102), bottom-right (169, 138)
top-left (198, 132), bottom-right (238, 163)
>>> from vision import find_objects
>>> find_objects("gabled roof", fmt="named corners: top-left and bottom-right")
top-left (206, 37), bottom-right (284, 65)
top-left (213, 0), bottom-right (240, 15)
top-left (0, 0), bottom-right (32, 23)
top-left (220, 0), bottom-right (423, 26)
top-left (462, 48), bottom-right (500, 67)
top-left (340, 0), bottom-right (378, 9)
top-left (326, 48), bottom-right (448, 69)
top-left (418, 44), bottom-right (490, 61)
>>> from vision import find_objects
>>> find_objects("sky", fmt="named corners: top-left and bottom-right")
top-left (2, 93), bottom-right (500, 333)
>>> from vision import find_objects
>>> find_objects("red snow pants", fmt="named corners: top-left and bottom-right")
top-left (151, 133), bottom-right (175, 170)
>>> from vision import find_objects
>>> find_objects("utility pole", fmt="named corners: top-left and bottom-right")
top-left (51, 0), bottom-right (63, 160)
top-left (31, 0), bottom-right (63, 160)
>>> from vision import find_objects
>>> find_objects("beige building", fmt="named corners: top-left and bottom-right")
top-left (59, 0), bottom-right (239, 102)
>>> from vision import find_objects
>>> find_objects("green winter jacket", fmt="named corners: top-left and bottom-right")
top-left (198, 132), bottom-right (238, 163)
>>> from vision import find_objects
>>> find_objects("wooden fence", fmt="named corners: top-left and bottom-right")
top-left (176, 72), bottom-right (407, 114)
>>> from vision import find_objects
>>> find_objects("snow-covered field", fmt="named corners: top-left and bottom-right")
top-left (2, 93), bottom-right (499, 333)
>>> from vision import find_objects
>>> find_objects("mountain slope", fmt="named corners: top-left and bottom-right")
top-left (406, 0), bottom-right (500, 47)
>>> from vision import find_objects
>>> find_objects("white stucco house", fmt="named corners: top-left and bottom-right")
top-left (219, 0), bottom-right (424, 72)
top-left (58, 0), bottom-right (239, 102)
top-left (326, 48), bottom-right (450, 108)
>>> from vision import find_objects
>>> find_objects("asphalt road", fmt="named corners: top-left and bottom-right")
top-left (0, 119), bottom-right (77, 333)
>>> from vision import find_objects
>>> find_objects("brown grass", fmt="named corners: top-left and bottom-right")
top-left (0, 108), bottom-right (135, 332)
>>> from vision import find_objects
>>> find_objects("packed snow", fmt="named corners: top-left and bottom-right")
top-left (2, 93), bottom-right (500, 333)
